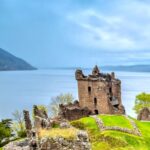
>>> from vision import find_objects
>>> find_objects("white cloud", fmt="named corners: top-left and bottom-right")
top-left (67, 0), bottom-right (150, 51)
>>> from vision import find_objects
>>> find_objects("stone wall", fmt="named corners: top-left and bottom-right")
top-left (91, 115), bottom-right (141, 136)
top-left (76, 65), bottom-right (125, 115)
top-left (59, 101), bottom-right (92, 121)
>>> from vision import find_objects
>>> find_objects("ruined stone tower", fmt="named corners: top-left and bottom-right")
top-left (75, 65), bottom-right (125, 115)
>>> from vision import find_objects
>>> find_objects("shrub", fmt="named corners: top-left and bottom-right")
top-left (70, 121), bottom-right (85, 130)
top-left (17, 130), bottom-right (27, 138)
top-left (133, 92), bottom-right (150, 114)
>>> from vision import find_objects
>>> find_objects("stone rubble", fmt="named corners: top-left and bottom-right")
top-left (4, 139), bottom-right (30, 150)
top-left (39, 130), bottom-right (91, 150)
top-left (137, 107), bottom-right (150, 121)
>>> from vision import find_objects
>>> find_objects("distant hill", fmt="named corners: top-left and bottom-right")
top-left (0, 48), bottom-right (36, 71)
top-left (102, 65), bottom-right (150, 72)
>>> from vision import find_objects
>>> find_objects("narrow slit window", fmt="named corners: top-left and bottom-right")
top-left (94, 98), bottom-right (97, 106)
top-left (109, 87), bottom-right (112, 93)
top-left (88, 86), bottom-right (91, 93)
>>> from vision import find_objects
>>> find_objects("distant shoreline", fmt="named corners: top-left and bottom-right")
top-left (44, 65), bottom-right (150, 73)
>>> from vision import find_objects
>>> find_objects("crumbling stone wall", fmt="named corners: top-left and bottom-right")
top-left (137, 107), bottom-right (150, 121)
top-left (76, 65), bottom-right (125, 115)
top-left (23, 110), bottom-right (32, 137)
top-left (33, 105), bottom-right (51, 130)
top-left (59, 101), bottom-right (92, 121)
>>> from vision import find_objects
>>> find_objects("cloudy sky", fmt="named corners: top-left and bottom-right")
top-left (0, 0), bottom-right (150, 68)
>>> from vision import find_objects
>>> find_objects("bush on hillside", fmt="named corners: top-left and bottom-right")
top-left (133, 92), bottom-right (150, 114)
top-left (71, 121), bottom-right (85, 130)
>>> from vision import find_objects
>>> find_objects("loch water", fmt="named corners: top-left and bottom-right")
top-left (0, 69), bottom-right (150, 119)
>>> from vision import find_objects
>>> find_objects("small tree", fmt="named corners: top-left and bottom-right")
top-left (49, 93), bottom-right (74, 116)
top-left (133, 92), bottom-right (150, 114)
top-left (12, 110), bottom-right (26, 138)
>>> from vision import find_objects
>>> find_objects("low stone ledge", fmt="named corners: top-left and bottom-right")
top-left (3, 139), bottom-right (30, 150)
top-left (91, 115), bottom-right (141, 136)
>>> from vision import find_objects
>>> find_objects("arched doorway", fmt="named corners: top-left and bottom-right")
top-left (95, 109), bottom-right (99, 114)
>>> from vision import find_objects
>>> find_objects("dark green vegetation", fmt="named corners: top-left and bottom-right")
top-left (0, 48), bottom-right (36, 71)
top-left (0, 119), bottom-right (12, 147)
top-left (133, 92), bottom-right (150, 114)
top-left (71, 115), bottom-right (150, 150)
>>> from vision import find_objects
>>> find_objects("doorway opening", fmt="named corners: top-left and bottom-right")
top-left (95, 109), bottom-right (99, 114)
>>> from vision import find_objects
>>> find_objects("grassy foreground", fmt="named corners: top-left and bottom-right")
top-left (71, 115), bottom-right (150, 150)
top-left (2, 115), bottom-right (150, 150)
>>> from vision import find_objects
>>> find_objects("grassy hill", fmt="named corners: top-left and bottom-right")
top-left (71, 115), bottom-right (150, 150)
top-left (1, 115), bottom-right (150, 150)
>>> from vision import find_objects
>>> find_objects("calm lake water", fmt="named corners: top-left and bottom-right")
top-left (0, 69), bottom-right (150, 119)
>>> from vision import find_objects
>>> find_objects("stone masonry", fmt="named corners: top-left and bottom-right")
top-left (76, 65), bottom-right (125, 115)
top-left (59, 101), bottom-right (92, 121)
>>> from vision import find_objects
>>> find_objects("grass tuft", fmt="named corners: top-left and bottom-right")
top-left (38, 128), bottom-right (78, 140)
top-left (99, 115), bottom-right (133, 129)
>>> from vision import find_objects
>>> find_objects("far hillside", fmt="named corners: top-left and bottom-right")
top-left (0, 48), bottom-right (36, 71)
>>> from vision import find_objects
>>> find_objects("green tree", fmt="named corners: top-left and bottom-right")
top-left (49, 93), bottom-right (74, 116)
top-left (133, 92), bottom-right (150, 114)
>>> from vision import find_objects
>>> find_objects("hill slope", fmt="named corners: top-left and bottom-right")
top-left (71, 115), bottom-right (150, 150)
top-left (0, 48), bottom-right (36, 71)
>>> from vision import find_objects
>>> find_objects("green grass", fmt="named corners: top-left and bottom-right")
top-left (99, 115), bottom-right (133, 129)
top-left (38, 128), bottom-right (78, 140)
top-left (70, 115), bottom-right (150, 150)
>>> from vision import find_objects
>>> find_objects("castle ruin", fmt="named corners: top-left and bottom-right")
top-left (75, 65), bottom-right (125, 115)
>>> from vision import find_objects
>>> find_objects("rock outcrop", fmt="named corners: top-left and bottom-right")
top-left (4, 139), bottom-right (30, 150)
top-left (39, 131), bottom-right (91, 150)
top-left (4, 130), bottom-right (91, 150)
